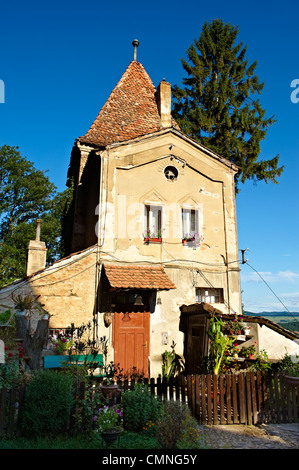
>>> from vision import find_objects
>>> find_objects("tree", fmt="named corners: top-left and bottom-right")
top-left (0, 145), bottom-right (72, 286)
top-left (172, 19), bottom-right (283, 190)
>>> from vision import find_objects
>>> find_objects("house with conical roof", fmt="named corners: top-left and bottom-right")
top-left (1, 43), bottom-right (252, 376)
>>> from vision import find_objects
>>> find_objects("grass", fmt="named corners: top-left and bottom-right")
top-left (0, 431), bottom-right (161, 449)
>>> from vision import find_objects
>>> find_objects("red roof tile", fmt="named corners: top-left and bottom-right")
top-left (103, 263), bottom-right (176, 290)
top-left (78, 61), bottom-right (179, 147)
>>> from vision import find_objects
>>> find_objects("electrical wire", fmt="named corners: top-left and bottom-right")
top-left (245, 261), bottom-right (299, 325)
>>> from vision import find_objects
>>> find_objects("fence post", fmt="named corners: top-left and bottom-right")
top-left (0, 388), bottom-right (7, 437)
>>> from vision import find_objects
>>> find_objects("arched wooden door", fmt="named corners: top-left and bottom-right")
top-left (112, 307), bottom-right (150, 378)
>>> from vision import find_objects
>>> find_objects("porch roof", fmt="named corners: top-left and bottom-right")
top-left (102, 263), bottom-right (176, 290)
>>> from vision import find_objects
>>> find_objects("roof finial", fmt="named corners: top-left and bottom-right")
top-left (132, 39), bottom-right (139, 61)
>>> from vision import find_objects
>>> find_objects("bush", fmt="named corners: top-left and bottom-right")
top-left (122, 383), bottom-right (161, 432)
top-left (155, 401), bottom-right (202, 449)
top-left (21, 370), bottom-right (74, 437)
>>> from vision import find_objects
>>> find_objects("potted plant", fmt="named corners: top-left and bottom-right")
top-left (94, 404), bottom-right (123, 447)
top-left (11, 293), bottom-right (46, 318)
top-left (226, 313), bottom-right (244, 335)
top-left (241, 343), bottom-right (257, 359)
top-left (100, 361), bottom-right (122, 398)
top-left (51, 332), bottom-right (74, 355)
top-left (243, 325), bottom-right (251, 336)
top-left (182, 233), bottom-right (203, 247)
top-left (143, 228), bottom-right (162, 243)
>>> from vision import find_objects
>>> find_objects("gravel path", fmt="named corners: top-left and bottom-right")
top-left (198, 423), bottom-right (299, 449)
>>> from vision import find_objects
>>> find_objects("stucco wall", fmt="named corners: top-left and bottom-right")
top-left (258, 324), bottom-right (299, 362)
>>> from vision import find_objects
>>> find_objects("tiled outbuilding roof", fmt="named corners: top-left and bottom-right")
top-left (78, 60), bottom-right (179, 147)
top-left (103, 263), bottom-right (176, 290)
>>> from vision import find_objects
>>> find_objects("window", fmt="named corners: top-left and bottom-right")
top-left (144, 205), bottom-right (162, 240)
top-left (164, 166), bottom-right (178, 181)
top-left (195, 288), bottom-right (224, 304)
top-left (182, 208), bottom-right (198, 238)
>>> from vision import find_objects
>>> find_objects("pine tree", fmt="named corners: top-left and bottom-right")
top-left (172, 19), bottom-right (283, 191)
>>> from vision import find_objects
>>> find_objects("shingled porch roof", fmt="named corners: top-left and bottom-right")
top-left (78, 60), bottom-right (179, 147)
top-left (102, 263), bottom-right (176, 290)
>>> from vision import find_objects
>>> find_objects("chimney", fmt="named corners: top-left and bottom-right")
top-left (26, 219), bottom-right (47, 276)
top-left (156, 79), bottom-right (172, 128)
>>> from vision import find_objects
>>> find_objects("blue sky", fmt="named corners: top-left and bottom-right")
top-left (0, 0), bottom-right (298, 313)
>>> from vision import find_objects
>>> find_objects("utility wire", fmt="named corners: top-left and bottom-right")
top-left (244, 260), bottom-right (299, 325)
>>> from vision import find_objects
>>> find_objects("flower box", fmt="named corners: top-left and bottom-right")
top-left (144, 237), bottom-right (162, 243)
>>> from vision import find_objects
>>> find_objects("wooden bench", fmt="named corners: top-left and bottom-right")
top-left (44, 354), bottom-right (104, 376)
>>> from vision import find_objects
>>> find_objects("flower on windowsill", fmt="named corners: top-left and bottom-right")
top-left (182, 233), bottom-right (203, 246)
top-left (143, 228), bottom-right (162, 243)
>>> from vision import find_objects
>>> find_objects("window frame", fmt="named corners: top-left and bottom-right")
top-left (195, 287), bottom-right (224, 304)
top-left (144, 204), bottom-right (163, 242)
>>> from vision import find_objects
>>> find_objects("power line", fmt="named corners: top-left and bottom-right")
top-left (244, 260), bottom-right (299, 325)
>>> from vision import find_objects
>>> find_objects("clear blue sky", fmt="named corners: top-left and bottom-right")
top-left (0, 0), bottom-right (298, 313)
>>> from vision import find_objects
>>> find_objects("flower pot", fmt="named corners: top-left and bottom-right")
top-left (101, 427), bottom-right (123, 447)
top-left (100, 383), bottom-right (121, 403)
top-left (244, 329), bottom-right (251, 336)
top-left (16, 309), bottom-right (26, 316)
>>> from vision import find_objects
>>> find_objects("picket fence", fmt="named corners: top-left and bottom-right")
top-left (0, 371), bottom-right (298, 437)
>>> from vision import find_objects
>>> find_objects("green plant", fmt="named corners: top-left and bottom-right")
top-left (155, 401), bottom-right (200, 449)
top-left (276, 351), bottom-right (299, 375)
top-left (177, 415), bottom-right (206, 449)
top-left (11, 293), bottom-right (46, 317)
top-left (225, 313), bottom-right (244, 334)
top-left (240, 343), bottom-right (257, 358)
top-left (70, 381), bottom-right (103, 435)
top-left (21, 369), bottom-right (74, 437)
top-left (162, 341), bottom-right (184, 379)
top-left (0, 344), bottom-right (28, 389)
top-left (0, 309), bottom-right (15, 327)
top-left (122, 383), bottom-right (161, 432)
top-left (248, 349), bottom-right (272, 372)
top-left (208, 315), bottom-right (234, 374)
top-left (94, 404), bottom-right (122, 433)
top-left (51, 333), bottom-right (74, 354)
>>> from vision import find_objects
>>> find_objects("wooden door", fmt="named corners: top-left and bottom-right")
top-left (113, 307), bottom-right (150, 378)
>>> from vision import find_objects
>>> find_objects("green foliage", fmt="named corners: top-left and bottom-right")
top-left (0, 361), bottom-right (20, 390)
top-left (0, 145), bottom-right (73, 286)
top-left (21, 370), bottom-right (74, 437)
top-left (172, 19), bottom-right (283, 191)
top-left (155, 401), bottom-right (203, 449)
top-left (122, 383), bottom-right (161, 432)
top-left (70, 383), bottom-right (104, 435)
top-left (94, 405), bottom-right (122, 433)
top-left (208, 315), bottom-right (234, 374)
top-left (161, 341), bottom-right (184, 379)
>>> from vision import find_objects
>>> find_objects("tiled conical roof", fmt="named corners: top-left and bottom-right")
top-left (78, 61), bottom-right (178, 147)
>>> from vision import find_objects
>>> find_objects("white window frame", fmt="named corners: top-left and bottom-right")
top-left (182, 207), bottom-right (199, 239)
top-left (144, 204), bottom-right (163, 239)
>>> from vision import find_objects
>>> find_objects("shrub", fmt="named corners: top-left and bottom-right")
top-left (21, 370), bottom-right (74, 437)
top-left (122, 383), bottom-right (161, 432)
top-left (71, 381), bottom-right (103, 435)
top-left (155, 401), bottom-right (201, 449)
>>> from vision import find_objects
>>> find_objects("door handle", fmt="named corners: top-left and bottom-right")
top-left (143, 341), bottom-right (147, 350)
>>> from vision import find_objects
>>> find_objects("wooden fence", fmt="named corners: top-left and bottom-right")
top-left (0, 372), bottom-right (298, 437)
top-left (185, 371), bottom-right (299, 425)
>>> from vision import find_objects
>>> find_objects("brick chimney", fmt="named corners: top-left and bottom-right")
top-left (156, 79), bottom-right (172, 128)
top-left (26, 219), bottom-right (47, 276)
